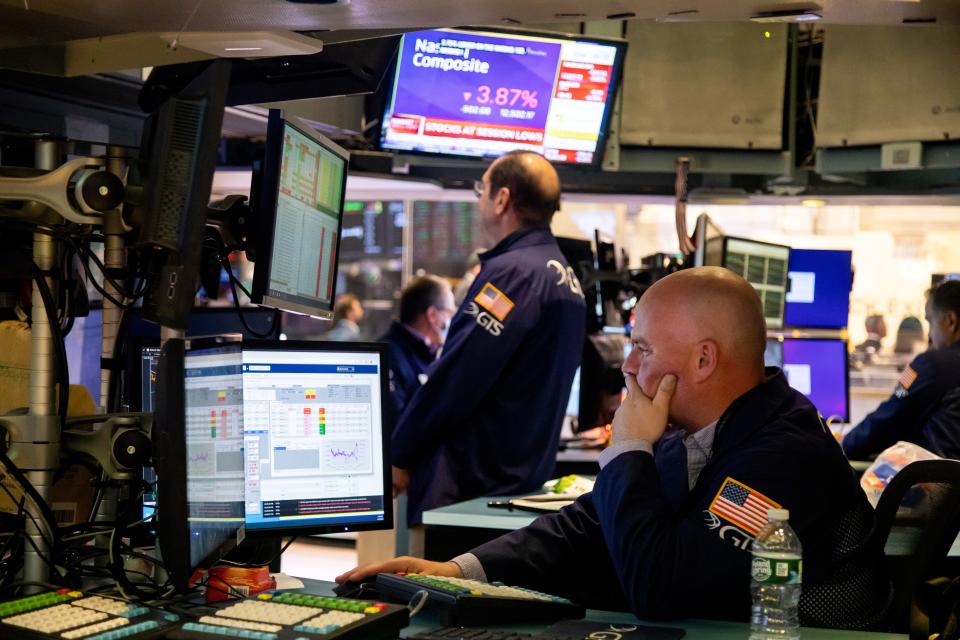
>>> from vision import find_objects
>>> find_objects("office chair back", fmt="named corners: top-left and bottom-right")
top-left (872, 459), bottom-right (960, 635)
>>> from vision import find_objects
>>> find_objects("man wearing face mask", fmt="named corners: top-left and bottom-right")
top-left (379, 275), bottom-right (457, 425)
top-left (340, 267), bottom-right (888, 629)
top-left (390, 150), bottom-right (586, 538)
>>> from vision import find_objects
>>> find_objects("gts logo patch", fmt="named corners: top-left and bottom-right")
top-left (464, 302), bottom-right (504, 337)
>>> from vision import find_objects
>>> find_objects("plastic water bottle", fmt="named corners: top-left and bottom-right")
top-left (750, 508), bottom-right (802, 640)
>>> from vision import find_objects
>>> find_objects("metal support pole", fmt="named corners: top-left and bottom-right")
top-left (99, 147), bottom-right (129, 413)
top-left (24, 139), bottom-right (61, 591)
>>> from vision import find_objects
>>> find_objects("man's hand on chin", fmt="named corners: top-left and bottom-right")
top-left (611, 374), bottom-right (677, 446)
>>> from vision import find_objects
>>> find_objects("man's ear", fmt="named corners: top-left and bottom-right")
top-left (493, 186), bottom-right (510, 215)
top-left (947, 310), bottom-right (960, 335)
top-left (693, 339), bottom-right (719, 382)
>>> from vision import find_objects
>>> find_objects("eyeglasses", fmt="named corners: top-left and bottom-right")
top-left (473, 180), bottom-right (485, 199)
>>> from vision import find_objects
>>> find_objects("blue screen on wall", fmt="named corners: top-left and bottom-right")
top-left (784, 249), bottom-right (853, 329)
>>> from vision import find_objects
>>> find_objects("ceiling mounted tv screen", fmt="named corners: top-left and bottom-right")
top-left (380, 27), bottom-right (627, 166)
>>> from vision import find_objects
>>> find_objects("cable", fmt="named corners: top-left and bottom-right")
top-left (407, 590), bottom-right (430, 618)
top-left (216, 536), bottom-right (297, 569)
top-left (220, 252), bottom-right (278, 339)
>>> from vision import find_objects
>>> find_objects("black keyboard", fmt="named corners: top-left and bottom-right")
top-left (375, 573), bottom-right (585, 626)
top-left (166, 591), bottom-right (409, 640)
top-left (0, 589), bottom-right (179, 640)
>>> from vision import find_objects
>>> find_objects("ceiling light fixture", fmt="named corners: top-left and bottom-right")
top-left (749, 8), bottom-right (822, 23)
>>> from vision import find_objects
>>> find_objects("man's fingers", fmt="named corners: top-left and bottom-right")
top-left (653, 374), bottom-right (677, 412)
top-left (624, 374), bottom-right (642, 396)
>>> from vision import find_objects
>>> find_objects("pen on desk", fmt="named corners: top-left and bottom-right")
top-left (487, 500), bottom-right (514, 509)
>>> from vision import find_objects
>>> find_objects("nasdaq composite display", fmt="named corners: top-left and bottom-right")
top-left (381, 28), bottom-right (626, 165)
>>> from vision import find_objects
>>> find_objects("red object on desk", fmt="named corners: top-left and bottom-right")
top-left (199, 565), bottom-right (277, 602)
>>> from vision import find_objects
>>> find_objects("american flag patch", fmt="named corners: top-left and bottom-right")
top-left (897, 365), bottom-right (918, 390)
top-left (474, 283), bottom-right (515, 321)
top-left (708, 477), bottom-right (780, 537)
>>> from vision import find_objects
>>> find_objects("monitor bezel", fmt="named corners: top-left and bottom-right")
top-left (239, 339), bottom-right (394, 537)
top-left (783, 248), bottom-right (853, 330)
top-left (378, 26), bottom-right (628, 168)
top-left (780, 336), bottom-right (851, 424)
top-left (251, 109), bottom-right (350, 320)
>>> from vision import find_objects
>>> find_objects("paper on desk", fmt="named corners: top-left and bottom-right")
top-left (270, 573), bottom-right (305, 590)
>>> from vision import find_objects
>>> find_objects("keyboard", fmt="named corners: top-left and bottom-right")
top-left (0, 589), bottom-right (179, 640)
top-left (375, 573), bottom-right (585, 626)
top-left (167, 591), bottom-right (409, 640)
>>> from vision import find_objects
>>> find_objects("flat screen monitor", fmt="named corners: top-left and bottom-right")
top-left (239, 341), bottom-right (391, 534)
top-left (153, 339), bottom-right (245, 591)
top-left (149, 340), bottom-right (392, 537)
top-left (932, 273), bottom-right (960, 288)
top-left (410, 201), bottom-right (484, 278)
top-left (380, 27), bottom-right (627, 165)
top-left (784, 249), bottom-right (853, 329)
top-left (340, 200), bottom-right (405, 260)
top-left (765, 337), bottom-right (849, 423)
top-left (705, 235), bottom-right (791, 329)
top-left (575, 333), bottom-right (627, 433)
top-left (692, 213), bottom-right (723, 267)
top-left (251, 110), bottom-right (349, 319)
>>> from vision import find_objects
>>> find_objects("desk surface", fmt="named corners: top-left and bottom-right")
top-left (422, 495), bottom-right (959, 557)
top-left (295, 579), bottom-right (905, 639)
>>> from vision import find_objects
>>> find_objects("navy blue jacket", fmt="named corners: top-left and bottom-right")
top-left (379, 321), bottom-right (437, 429)
top-left (471, 371), bottom-right (889, 629)
top-left (392, 226), bottom-right (586, 526)
top-left (844, 341), bottom-right (960, 460)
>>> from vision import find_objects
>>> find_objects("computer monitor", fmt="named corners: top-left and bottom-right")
top-left (766, 337), bottom-right (849, 423)
top-left (380, 27), bottom-right (627, 166)
top-left (239, 341), bottom-right (391, 535)
top-left (784, 249), bottom-right (853, 329)
top-left (692, 213), bottom-right (723, 267)
top-left (574, 334), bottom-right (627, 433)
top-left (340, 200), bottom-right (405, 260)
top-left (251, 109), bottom-right (349, 319)
top-left (705, 235), bottom-right (791, 329)
top-left (153, 339), bottom-right (245, 592)
top-left (932, 273), bottom-right (960, 288)
top-left (136, 60), bottom-right (232, 330)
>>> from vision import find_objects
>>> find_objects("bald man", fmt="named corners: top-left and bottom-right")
top-left (339, 268), bottom-right (889, 629)
top-left (390, 151), bottom-right (586, 532)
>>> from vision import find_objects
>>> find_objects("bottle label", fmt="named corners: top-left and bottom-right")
top-left (751, 554), bottom-right (802, 585)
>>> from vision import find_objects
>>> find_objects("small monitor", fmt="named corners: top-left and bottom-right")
top-left (340, 200), bottom-right (405, 260)
top-left (575, 334), bottom-right (627, 433)
top-left (251, 110), bottom-right (349, 319)
top-left (153, 339), bottom-right (245, 592)
top-left (784, 249), bottom-right (853, 329)
top-left (692, 213), bottom-right (723, 267)
top-left (380, 27), bottom-right (627, 165)
top-left (239, 341), bottom-right (392, 535)
top-left (705, 235), bottom-right (791, 329)
top-left (766, 337), bottom-right (849, 423)
top-left (932, 273), bottom-right (960, 288)
top-left (136, 61), bottom-right (232, 330)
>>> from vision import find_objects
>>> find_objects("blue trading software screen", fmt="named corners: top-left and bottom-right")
top-left (784, 249), bottom-right (853, 329)
top-left (768, 338), bottom-right (849, 422)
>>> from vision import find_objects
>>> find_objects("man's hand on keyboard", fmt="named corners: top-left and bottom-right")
top-left (335, 556), bottom-right (463, 584)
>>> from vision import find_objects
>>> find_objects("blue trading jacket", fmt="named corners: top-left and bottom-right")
top-left (844, 342), bottom-right (960, 460)
top-left (470, 371), bottom-right (889, 629)
top-left (378, 321), bottom-right (437, 429)
top-left (392, 226), bottom-right (586, 526)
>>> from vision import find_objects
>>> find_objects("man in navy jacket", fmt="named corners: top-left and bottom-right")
top-left (340, 268), bottom-right (888, 629)
top-left (379, 275), bottom-right (456, 426)
top-left (391, 151), bottom-right (586, 527)
top-left (844, 279), bottom-right (960, 460)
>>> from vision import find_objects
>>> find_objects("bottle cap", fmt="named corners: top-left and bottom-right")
top-left (767, 508), bottom-right (789, 521)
